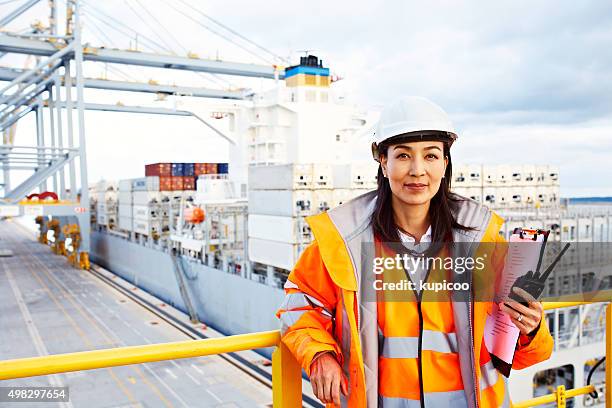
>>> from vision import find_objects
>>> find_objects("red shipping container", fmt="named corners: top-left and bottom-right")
top-left (194, 163), bottom-right (207, 176)
top-left (183, 176), bottom-right (196, 191)
top-left (145, 163), bottom-right (172, 177)
top-left (171, 176), bottom-right (184, 191)
top-left (205, 163), bottom-right (217, 174)
top-left (159, 176), bottom-right (173, 191)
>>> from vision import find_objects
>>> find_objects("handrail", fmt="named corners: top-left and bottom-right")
top-left (0, 330), bottom-right (281, 380)
top-left (515, 300), bottom-right (611, 408)
top-left (0, 301), bottom-right (610, 407)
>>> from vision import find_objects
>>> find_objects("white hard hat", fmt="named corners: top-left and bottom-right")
top-left (371, 96), bottom-right (457, 161)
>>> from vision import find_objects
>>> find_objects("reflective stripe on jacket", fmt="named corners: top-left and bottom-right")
top-left (277, 191), bottom-right (554, 407)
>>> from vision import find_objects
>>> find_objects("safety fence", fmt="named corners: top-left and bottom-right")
top-left (0, 302), bottom-right (610, 407)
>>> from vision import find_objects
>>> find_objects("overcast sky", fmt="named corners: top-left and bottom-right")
top-left (2, 0), bottom-right (612, 197)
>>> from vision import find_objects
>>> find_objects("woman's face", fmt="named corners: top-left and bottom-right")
top-left (380, 140), bottom-right (448, 206)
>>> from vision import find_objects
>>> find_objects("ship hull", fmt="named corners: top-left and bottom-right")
top-left (90, 231), bottom-right (285, 346)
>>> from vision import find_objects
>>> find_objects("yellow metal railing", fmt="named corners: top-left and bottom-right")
top-left (0, 330), bottom-right (302, 407)
top-left (514, 300), bottom-right (611, 408)
top-left (0, 301), bottom-right (610, 407)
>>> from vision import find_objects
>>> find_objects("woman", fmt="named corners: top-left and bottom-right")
top-left (277, 97), bottom-right (553, 407)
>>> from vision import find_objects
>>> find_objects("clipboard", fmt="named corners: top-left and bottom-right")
top-left (485, 228), bottom-right (570, 377)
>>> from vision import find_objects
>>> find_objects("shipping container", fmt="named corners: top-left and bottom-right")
top-left (118, 204), bottom-right (133, 218)
top-left (117, 191), bottom-right (132, 205)
top-left (132, 191), bottom-right (161, 206)
top-left (118, 216), bottom-right (133, 232)
top-left (132, 176), bottom-right (159, 192)
top-left (183, 163), bottom-right (195, 176)
top-left (118, 179), bottom-right (133, 192)
top-left (159, 176), bottom-right (173, 191)
top-left (332, 163), bottom-right (376, 189)
top-left (171, 176), bottom-right (184, 191)
top-left (248, 237), bottom-right (304, 271)
top-left (132, 205), bottom-right (160, 220)
top-left (194, 163), bottom-right (207, 176)
top-left (145, 163), bottom-right (171, 177)
top-left (248, 190), bottom-right (313, 217)
top-left (171, 163), bottom-right (185, 177)
top-left (312, 163), bottom-right (333, 188)
top-left (205, 163), bottom-right (217, 174)
top-left (312, 189), bottom-right (333, 214)
top-left (248, 214), bottom-right (311, 244)
top-left (182, 176), bottom-right (196, 191)
top-left (249, 164), bottom-right (313, 190)
top-left (217, 163), bottom-right (229, 174)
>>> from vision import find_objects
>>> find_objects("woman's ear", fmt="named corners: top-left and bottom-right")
top-left (380, 155), bottom-right (388, 178)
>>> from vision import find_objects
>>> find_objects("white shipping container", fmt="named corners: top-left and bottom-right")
top-left (118, 216), bottom-right (133, 231)
top-left (118, 191), bottom-right (133, 205)
top-left (118, 204), bottom-right (133, 218)
top-left (248, 214), bottom-right (311, 244)
top-left (332, 189), bottom-right (353, 207)
top-left (312, 189), bottom-right (333, 214)
top-left (118, 179), bottom-right (133, 192)
top-left (96, 202), bottom-right (117, 214)
top-left (132, 191), bottom-right (162, 206)
top-left (483, 187), bottom-right (496, 206)
top-left (522, 165), bottom-right (536, 186)
top-left (483, 165), bottom-right (497, 185)
top-left (509, 166), bottom-right (522, 187)
top-left (97, 213), bottom-right (116, 227)
top-left (495, 186), bottom-right (510, 207)
top-left (466, 164), bottom-right (482, 187)
top-left (522, 186), bottom-right (537, 205)
top-left (453, 164), bottom-right (469, 187)
top-left (132, 176), bottom-right (160, 192)
top-left (535, 165), bottom-right (549, 185)
top-left (132, 205), bottom-right (160, 220)
top-left (332, 163), bottom-right (378, 189)
top-left (248, 189), bottom-right (313, 217)
top-left (94, 180), bottom-right (118, 193)
top-left (248, 237), bottom-right (303, 270)
top-left (312, 163), bottom-right (333, 188)
top-left (248, 164), bottom-right (313, 190)
top-left (496, 165), bottom-right (511, 185)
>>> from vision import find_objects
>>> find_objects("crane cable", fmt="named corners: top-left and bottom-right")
top-left (163, 0), bottom-right (276, 65)
top-left (177, 0), bottom-right (288, 64)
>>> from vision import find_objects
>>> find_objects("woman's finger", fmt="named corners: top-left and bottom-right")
top-left (331, 374), bottom-right (341, 406)
top-left (502, 300), bottom-right (538, 320)
top-left (323, 374), bottom-right (333, 404)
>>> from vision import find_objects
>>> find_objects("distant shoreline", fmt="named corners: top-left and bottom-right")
top-left (567, 197), bottom-right (612, 204)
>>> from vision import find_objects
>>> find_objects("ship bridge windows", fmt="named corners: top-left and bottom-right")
top-left (533, 364), bottom-right (575, 407)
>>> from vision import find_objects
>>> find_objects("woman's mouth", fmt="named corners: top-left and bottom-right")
top-left (404, 183), bottom-right (428, 191)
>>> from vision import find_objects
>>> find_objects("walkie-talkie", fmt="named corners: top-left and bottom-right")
top-left (508, 241), bottom-right (571, 306)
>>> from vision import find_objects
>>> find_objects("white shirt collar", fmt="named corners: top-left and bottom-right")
top-left (398, 225), bottom-right (432, 244)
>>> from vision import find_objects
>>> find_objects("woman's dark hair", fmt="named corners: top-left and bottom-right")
top-left (371, 134), bottom-right (474, 243)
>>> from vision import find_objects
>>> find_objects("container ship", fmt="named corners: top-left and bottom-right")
top-left (0, 2), bottom-right (610, 406)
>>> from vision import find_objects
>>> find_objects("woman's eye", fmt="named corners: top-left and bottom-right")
top-left (426, 154), bottom-right (439, 160)
top-left (397, 153), bottom-right (409, 159)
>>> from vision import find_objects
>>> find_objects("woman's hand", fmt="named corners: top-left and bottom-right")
top-left (499, 287), bottom-right (543, 336)
top-left (310, 352), bottom-right (348, 406)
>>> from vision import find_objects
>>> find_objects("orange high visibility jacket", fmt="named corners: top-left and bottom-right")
top-left (277, 191), bottom-right (554, 407)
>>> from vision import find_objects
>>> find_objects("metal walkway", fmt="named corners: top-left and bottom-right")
top-left (0, 219), bottom-right (272, 407)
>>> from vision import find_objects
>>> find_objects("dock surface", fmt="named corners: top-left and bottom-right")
top-left (0, 219), bottom-right (272, 408)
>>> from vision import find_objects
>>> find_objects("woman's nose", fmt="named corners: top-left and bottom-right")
top-left (409, 157), bottom-right (426, 176)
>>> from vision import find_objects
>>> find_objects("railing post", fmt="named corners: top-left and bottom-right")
top-left (556, 385), bottom-right (566, 408)
top-left (606, 302), bottom-right (611, 408)
top-left (272, 341), bottom-right (302, 407)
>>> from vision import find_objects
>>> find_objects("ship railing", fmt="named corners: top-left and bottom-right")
top-left (514, 300), bottom-right (611, 408)
top-left (0, 301), bottom-right (610, 408)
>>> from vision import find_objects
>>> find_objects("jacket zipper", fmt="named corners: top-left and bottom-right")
top-left (468, 282), bottom-right (479, 408)
top-left (417, 299), bottom-right (425, 408)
